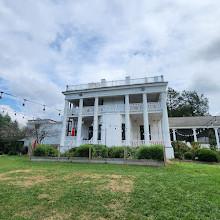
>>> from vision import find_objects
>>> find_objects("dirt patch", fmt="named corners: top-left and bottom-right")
top-left (100, 178), bottom-right (133, 193)
top-left (105, 174), bottom-right (123, 179)
top-left (9, 175), bottom-right (52, 187)
top-left (81, 174), bottom-right (102, 179)
top-left (0, 169), bottom-right (33, 178)
top-left (38, 194), bottom-right (50, 199)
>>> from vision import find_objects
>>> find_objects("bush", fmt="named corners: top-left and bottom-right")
top-left (137, 145), bottom-right (164, 161)
top-left (174, 152), bottom-right (180, 159)
top-left (8, 150), bottom-right (18, 156)
top-left (33, 145), bottom-right (58, 157)
top-left (61, 147), bottom-right (77, 157)
top-left (93, 145), bottom-right (108, 158)
top-left (184, 152), bottom-right (193, 160)
top-left (75, 145), bottom-right (94, 157)
top-left (195, 149), bottom-right (218, 162)
top-left (126, 146), bottom-right (138, 159)
top-left (172, 141), bottom-right (189, 153)
top-left (107, 146), bottom-right (124, 158)
top-left (149, 145), bottom-right (164, 161)
top-left (136, 146), bottom-right (151, 159)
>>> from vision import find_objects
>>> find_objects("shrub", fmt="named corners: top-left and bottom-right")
top-left (190, 142), bottom-right (200, 159)
top-left (126, 146), bottom-right (138, 159)
top-left (33, 145), bottom-right (58, 157)
top-left (8, 150), bottom-right (18, 156)
top-left (75, 145), bottom-right (94, 157)
top-left (184, 152), bottom-right (193, 160)
top-left (93, 145), bottom-right (108, 158)
top-left (136, 146), bottom-right (151, 159)
top-left (149, 145), bottom-right (164, 161)
top-left (61, 147), bottom-right (77, 157)
top-left (136, 145), bottom-right (164, 161)
top-left (195, 149), bottom-right (218, 162)
top-left (174, 152), bottom-right (180, 159)
top-left (172, 141), bottom-right (189, 153)
top-left (107, 146), bottom-right (124, 158)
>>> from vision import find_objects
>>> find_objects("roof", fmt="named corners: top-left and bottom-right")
top-left (169, 116), bottom-right (220, 128)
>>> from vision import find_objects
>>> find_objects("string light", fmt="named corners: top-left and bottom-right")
top-left (0, 90), bottom-right (63, 114)
top-left (22, 99), bottom-right (26, 107)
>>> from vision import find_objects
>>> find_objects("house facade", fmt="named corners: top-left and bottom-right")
top-left (60, 75), bottom-right (174, 158)
top-left (24, 119), bottom-right (62, 147)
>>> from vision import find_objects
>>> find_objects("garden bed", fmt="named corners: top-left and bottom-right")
top-left (30, 156), bottom-right (165, 167)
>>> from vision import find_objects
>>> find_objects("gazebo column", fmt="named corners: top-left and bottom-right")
top-left (193, 128), bottom-right (197, 142)
top-left (76, 98), bottom-right (83, 146)
top-left (172, 129), bottom-right (176, 141)
top-left (143, 93), bottom-right (149, 145)
top-left (214, 128), bottom-right (220, 150)
top-left (93, 97), bottom-right (99, 144)
top-left (60, 99), bottom-right (69, 148)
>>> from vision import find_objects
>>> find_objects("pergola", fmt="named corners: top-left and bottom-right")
top-left (169, 116), bottom-right (220, 150)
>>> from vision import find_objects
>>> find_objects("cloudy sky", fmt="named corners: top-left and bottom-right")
top-left (0, 0), bottom-right (220, 124)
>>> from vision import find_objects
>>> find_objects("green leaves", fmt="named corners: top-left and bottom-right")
top-left (167, 87), bottom-right (209, 117)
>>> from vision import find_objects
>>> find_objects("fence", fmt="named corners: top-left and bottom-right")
top-left (29, 145), bottom-right (166, 167)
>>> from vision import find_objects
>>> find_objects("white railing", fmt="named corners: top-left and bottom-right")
top-left (130, 140), bottom-right (165, 146)
top-left (66, 75), bottom-right (164, 91)
top-left (64, 136), bottom-right (76, 147)
top-left (130, 103), bottom-right (143, 112)
top-left (67, 102), bottom-right (162, 116)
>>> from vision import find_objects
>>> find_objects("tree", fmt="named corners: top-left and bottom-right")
top-left (0, 114), bottom-right (25, 154)
top-left (167, 88), bottom-right (209, 117)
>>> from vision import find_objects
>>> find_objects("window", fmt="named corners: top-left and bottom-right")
top-left (98, 124), bottom-right (102, 140)
top-left (122, 123), bottom-right (125, 140)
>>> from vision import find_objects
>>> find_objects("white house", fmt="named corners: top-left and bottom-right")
top-left (60, 75), bottom-right (174, 159)
top-left (24, 119), bottom-right (62, 147)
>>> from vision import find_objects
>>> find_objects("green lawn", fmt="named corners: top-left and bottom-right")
top-left (0, 156), bottom-right (219, 220)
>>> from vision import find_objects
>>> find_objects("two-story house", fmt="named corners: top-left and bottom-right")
top-left (60, 75), bottom-right (174, 158)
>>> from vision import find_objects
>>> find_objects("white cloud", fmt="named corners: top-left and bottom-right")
top-left (0, 0), bottom-right (220, 125)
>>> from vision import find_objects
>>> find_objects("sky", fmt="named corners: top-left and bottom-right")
top-left (0, 0), bottom-right (220, 125)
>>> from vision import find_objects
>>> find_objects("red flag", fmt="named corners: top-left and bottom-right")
top-left (34, 140), bottom-right (37, 148)
top-left (71, 127), bottom-right (75, 136)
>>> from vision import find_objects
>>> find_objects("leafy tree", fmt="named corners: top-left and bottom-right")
top-left (0, 113), bottom-right (25, 155)
top-left (167, 88), bottom-right (209, 117)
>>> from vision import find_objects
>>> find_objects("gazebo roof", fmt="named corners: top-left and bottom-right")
top-left (168, 116), bottom-right (220, 129)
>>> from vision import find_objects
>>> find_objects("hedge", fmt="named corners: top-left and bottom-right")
top-left (195, 149), bottom-right (218, 162)
top-left (184, 152), bottom-right (193, 160)
top-left (33, 145), bottom-right (58, 157)
top-left (137, 145), bottom-right (164, 161)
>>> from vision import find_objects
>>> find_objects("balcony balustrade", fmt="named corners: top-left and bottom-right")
top-left (67, 102), bottom-right (162, 116)
top-left (66, 75), bottom-right (164, 91)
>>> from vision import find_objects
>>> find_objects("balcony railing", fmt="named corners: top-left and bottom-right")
top-left (64, 138), bottom-right (164, 147)
top-left (67, 102), bottom-right (162, 116)
top-left (66, 75), bottom-right (164, 91)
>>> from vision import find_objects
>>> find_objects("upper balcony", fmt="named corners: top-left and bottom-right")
top-left (66, 75), bottom-right (164, 91)
top-left (67, 102), bottom-right (162, 117)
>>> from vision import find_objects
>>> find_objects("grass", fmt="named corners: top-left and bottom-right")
top-left (0, 156), bottom-right (219, 220)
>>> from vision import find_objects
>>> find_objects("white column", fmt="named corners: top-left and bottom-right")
top-left (214, 128), bottom-right (220, 149)
top-left (143, 93), bottom-right (150, 145)
top-left (76, 98), bottom-right (83, 146)
top-left (172, 129), bottom-right (176, 141)
top-left (193, 128), bottom-right (197, 142)
top-left (125, 94), bottom-right (130, 146)
top-left (93, 97), bottom-right (99, 144)
top-left (161, 92), bottom-right (174, 159)
top-left (60, 99), bottom-right (69, 148)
